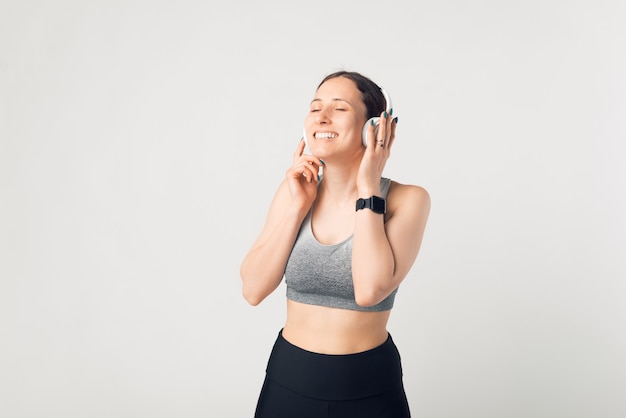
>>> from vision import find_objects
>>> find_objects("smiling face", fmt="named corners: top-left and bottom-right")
top-left (304, 76), bottom-right (368, 158)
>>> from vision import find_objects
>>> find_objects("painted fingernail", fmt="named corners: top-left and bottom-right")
top-left (317, 174), bottom-right (321, 182)
top-left (370, 119), bottom-right (375, 126)
top-left (390, 108), bottom-right (394, 116)
top-left (383, 111), bottom-right (388, 118)
top-left (394, 116), bottom-right (399, 124)
top-left (319, 159), bottom-right (325, 166)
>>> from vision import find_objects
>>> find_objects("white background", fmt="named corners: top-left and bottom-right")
top-left (1, 0), bottom-right (625, 417)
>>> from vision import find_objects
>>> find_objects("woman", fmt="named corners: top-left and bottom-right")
top-left (240, 71), bottom-right (430, 417)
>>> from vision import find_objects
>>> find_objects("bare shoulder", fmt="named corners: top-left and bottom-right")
top-left (386, 181), bottom-right (431, 220)
top-left (388, 180), bottom-right (430, 208)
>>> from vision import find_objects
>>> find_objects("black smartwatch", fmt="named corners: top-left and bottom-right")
top-left (355, 196), bottom-right (386, 214)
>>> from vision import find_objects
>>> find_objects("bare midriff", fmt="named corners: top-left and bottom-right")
top-left (282, 300), bottom-right (392, 355)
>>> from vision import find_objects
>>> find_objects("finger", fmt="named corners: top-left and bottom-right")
top-left (386, 118), bottom-right (398, 149)
top-left (295, 155), bottom-right (323, 169)
top-left (386, 109), bottom-right (394, 131)
top-left (306, 162), bottom-right (321, 183)
top-left (376, 111), bottom-right (388, 150)
top-left (300, 165), bottom-right (319, 183)
top-left (293, 138), bottom-right (306, 163)
top-left (291, 161), bottom-right (319, 183)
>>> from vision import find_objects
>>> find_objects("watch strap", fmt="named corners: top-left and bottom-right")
top-left (355, 196), bottom-right (386, 214)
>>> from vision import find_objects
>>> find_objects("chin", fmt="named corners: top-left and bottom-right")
top-left (310, 149), bottom-right (331, 159)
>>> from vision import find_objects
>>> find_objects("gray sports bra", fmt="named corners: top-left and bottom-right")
top-left (284, 177), bottom-right (397, 312)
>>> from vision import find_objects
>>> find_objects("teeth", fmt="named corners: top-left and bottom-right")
top-left (315, 132), bottom-right (337, 139)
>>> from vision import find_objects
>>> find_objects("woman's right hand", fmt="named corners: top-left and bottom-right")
top-left (286, 139), bottom-right (323, 210)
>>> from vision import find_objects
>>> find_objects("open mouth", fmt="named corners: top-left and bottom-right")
top-left (314, 132), bottom-right (338, 139)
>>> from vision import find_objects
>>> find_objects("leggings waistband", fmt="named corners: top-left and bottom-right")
top-left (265, 330), bottom-right (404, 401)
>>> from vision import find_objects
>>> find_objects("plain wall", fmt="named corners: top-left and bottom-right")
top-left (1, 0), bottom-right (625, 417)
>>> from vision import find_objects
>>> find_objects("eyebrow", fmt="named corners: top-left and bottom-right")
top-left (310, 98), bottom-right (354, 107)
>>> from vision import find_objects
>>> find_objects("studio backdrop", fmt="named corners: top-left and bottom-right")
top-left (1, 1), bottom-right (624, 417)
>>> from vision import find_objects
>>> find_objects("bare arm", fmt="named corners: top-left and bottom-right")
top-left (240, 140), bottom-right (323, 305)
top-left (352, 112), bottom-right (431, 306)
top-left (352, 183), bottom-right (430, 306)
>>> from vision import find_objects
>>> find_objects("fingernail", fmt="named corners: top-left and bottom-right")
top-left (390, 108), bottom-right (394, 116)
top-left (383, 111), bottom-right (388, 118)
top-left (319, 159), bottom-right (325, 166)
top-left (394, 116), bottom-right (399, 124)
top-left (370, 119), bottom-right (375, 126)
top-left (317, 174), bottom-right (321, 182)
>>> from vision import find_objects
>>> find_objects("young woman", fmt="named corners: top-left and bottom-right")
top-left (240, 71), bottom-right (430, 417)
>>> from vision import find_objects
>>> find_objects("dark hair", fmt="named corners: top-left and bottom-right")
top-left (317, 71), bottom-right (386, 119)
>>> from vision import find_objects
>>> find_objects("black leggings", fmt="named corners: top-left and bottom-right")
top-left (254, 330), bottom-right (411, 418)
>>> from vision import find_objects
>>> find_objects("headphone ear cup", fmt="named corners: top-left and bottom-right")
top-left (362, 117), bottom-right (380, 147)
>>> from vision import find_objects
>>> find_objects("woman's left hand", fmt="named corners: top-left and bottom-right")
top-left (356, 111), bottom-right (397, 196)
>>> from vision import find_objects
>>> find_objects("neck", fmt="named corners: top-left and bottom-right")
top-left (317, 150), bottom-right (363, 203)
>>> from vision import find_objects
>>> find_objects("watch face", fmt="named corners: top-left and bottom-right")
top-left (372, 196), bottom-right (386, 214)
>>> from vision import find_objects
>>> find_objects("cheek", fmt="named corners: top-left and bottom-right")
top-left (348, 115), bottom-right (366, 131)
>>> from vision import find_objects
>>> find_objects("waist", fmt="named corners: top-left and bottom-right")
top-left (265, 329), bottom-right (404, 400)
top-left (284, 300), bottom-right (391, 354)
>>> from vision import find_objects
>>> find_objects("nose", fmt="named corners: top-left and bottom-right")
top-left (316, 107), bottom-right (331, 124)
